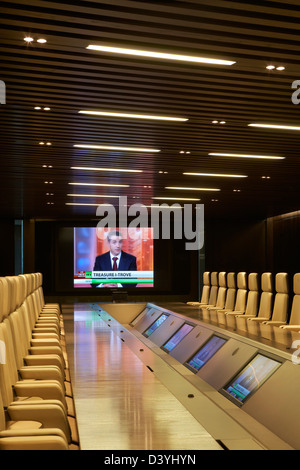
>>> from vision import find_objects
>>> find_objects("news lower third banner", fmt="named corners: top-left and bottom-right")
top-left (74, 271), bottom-right (154, 285)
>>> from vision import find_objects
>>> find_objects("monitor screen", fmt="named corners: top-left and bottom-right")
top-left (73, 227), bottom-right (154, 288)
top-left (143, 313), bottom-right (169, 338)
top-left (222, 353), bottom-right (282, 405)
top-left (185, 335), bottom-right (227, 372)
top-left (162, 323), bottom-right (194, 352)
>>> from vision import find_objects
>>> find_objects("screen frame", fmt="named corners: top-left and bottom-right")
top-left (129, 307), bottom-right (150, 327)
top-left (219, 351), bottom-right (283, 407)
top-left (73, 226), bottom-right (154, 289)
top-left (161, 322), bottom-right (195, 353)
top-left (184, 333), bottom-right (228, 373)
top-left (142, 313), bottom-right (170, 338)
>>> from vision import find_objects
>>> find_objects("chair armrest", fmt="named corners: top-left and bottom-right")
top-left (226, 311), bottom-right (243, 316)
top-left (248, 317), bottom-right (270, 322)
top-left (19, 366), bottom-right (65, 388)
top-left (0, 428), bottom-right (68, 450)
top-left (23, 354), bottom-right (64, 374)
top-left (280, 325), bottom-right (300, 331)
top-left (31, 332), bottom-right (60, 340)
top-left (29, 346), bottom-right (64, 358)
top-left (13, 381), bottom-right (67, 410)
top-left (7, 403), bottom-right (71, 443)
top-left (237, 314), bottom-right (256, 319)
top-left (262, 321), bottom-right (286, 326)
top-left (30, 338), bottom-right (62, 348)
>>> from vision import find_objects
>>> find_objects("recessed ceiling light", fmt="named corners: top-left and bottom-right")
top-left (34, 106), bottom-right (42, 110)
top-left (249, 123), bottom-right (300, 131)
top-left (73, 144), bottom-right (160, 152)
top-left (68, 182), bottom-right (129, 188)
top-left (145, 205), bottom-right (183, 209)
top-left (212, 120), bottom-right (218, 124)
top-left (46, 142), bottom-right (52, 146)
top-left (39, 142), bottom-right (45, 145)
top-left (183, 172), bottom-right (247, 178)
top-left (44, 107), bottom-right (51, 111)
top-left (66, 202), bottom-right (103, 207)
top-left (86, 45), bottom-right (236, 66)
top-left (266, 65), bottom-right (275, 70)
top-left (276, 66), bottom-right (285, 71)
top-left (78, 110), bottom-right (188, 121)
top-left (24, 37), bottom-right (34, 43)
top-left (37, 38), bottom-right (47, 44)
top-left (152, 197), bottom-right (200, 201)
top-left (67, 194), bottom-right (120, 198)
top-left (209, 152), bottom-right (284, 160)
top-left (70, 166), bottom-right (142, 173)
top-left (220, 121), bottom-right (226, 124)
top-left (165, 186), bottom-right (220, 191)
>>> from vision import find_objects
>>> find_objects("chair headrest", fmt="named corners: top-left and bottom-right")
top-left (227, 272), bottom-right (236, 288)
top-left (211, 272), bottom-right (218, 286)
top-left (5, 276), bottom-right (18, 313)
top-left (294, 273), bottom-right (300, 295)
top-left (237, 272), bottom-right (247, 289)
top-left (0, 278), bottom-right (10, 321)
top-left (261, 272), bottom-right (272, 292)
top-left (218, 272), bottom-right (227, 287)
top-left (248, 273), bottom-right (259, 291)
top-left (17, 275), bottom-right (27, 305)
top-left (203, 272), bottom-right (210, 285)
top-left (275, 272), bottom-right (289, 294)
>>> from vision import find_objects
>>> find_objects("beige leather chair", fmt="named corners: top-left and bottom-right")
top-left (0, 278), bottom-right (78, 446)
top-left (278, 273), bottom-right (300, 332)
top-left (261, 273), bottom-right (289, 327)
top-left (217, 272), bottom-right (247, 325)
top-left (201, 272), bottom-right (227, 321)
top-left (187, 271), bottom-right (210, 306)
top-left (209, 272), bottom-right (236, 323)
top-left (226, 273), bottom-right (259, 329)
top-left (194, 271), bottom-right (219, 308)
top-left (244, 272), bottom-right (273, 335)
top-left (0, 383), bottom-right (69, 450)
top-left (259, 272), bottom-right (289, 341)
top-left (36, 272), bottom-right (61, 315)
top-left (0, 316), bottom-right (73, 446)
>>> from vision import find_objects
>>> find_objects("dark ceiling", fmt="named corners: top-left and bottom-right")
top-left (0, 0), bottom-right (300, 221)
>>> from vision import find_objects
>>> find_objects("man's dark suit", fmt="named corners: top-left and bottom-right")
top-left (93, 250), bottom-right (137, 287)
top-left (93, 250), bottom-right (137, 272)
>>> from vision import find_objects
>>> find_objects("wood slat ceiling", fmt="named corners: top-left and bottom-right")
top-left (0, 0), bottom-right (300, 220)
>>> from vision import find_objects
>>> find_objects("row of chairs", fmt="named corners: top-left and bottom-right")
top-left (0, 273), bottom-right (79, 450)
top-left (187, 271), bottom-right (300, 338)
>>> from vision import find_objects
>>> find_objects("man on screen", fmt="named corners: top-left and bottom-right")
top-left (93, 230), bottom-right (137, 287)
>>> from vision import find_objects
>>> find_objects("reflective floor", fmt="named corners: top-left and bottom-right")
top-left (63, 303), bottom-right (222, 451)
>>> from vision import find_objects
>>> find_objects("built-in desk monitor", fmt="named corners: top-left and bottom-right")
top-left (221, 353), bottom-right (282, 406)
top-left (161, 323), bottom-right (195, 353)
top-left (185, 334), bottom-right (227, 373)
top-left (142, 313), bottom-right (169, 338)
